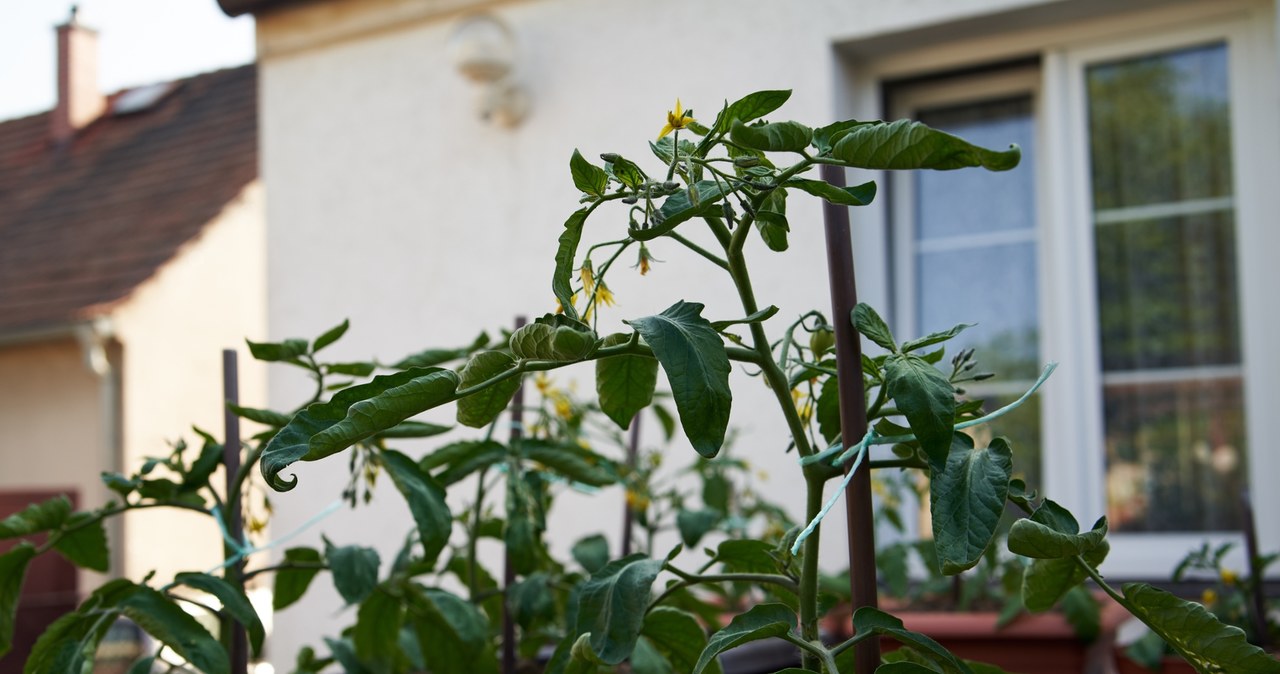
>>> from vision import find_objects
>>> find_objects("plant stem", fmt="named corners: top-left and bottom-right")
top-left (469, 465), bottom-right (490, 600)
top-left (241, 560), bottom-right (328, 582)
top-left (798, 475), bottom-right (825, 671)
top-left (664, 231), bottom-right (730, 271)
top-left (648, 572), bottom-right (800, 610)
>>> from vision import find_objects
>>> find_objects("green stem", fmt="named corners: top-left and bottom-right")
top-left (783, 633), bottom-right (838, 674)
top-left (241, 560), bottom-right (328, 582)
top-left (468, 465), bottom-right (490, 600)
top-left (798, 475), bottom-right (825, 670)
top-left (648, 572), bottom-right (800, 611)
top-left (35, 501), bottom-right (211, 556)
top-left (665, 231), bottom-right (730, 271)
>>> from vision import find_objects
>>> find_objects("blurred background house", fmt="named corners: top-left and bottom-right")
top-left (213, 0), bottom-right (1280, 664)
top-left (0, 10), bottom-right (265, 669)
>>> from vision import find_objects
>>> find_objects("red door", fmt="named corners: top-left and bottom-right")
top-left (0, 490), bottom-right (80, 674)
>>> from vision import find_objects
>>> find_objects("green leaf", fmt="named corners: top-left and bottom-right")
top-left (901, 323), bottom-right (974, 353)
top-left (506, 468), bottom-right (544, 575)
top-left (693, 603), bottom-right (796, 674)
top-left (930, 435), bottom-right (1013, 575)
top-left (702, 473), bottom-right (730, 513)
top-left (877, 664), bottom-right (943, 674)
top-left (377, 420), bottom-right (452, 438)
top-left (327, 541), bottom-right (380, 605)
top-left (53, 512), bottom-right (109, 571)
top-left (829, 118), bottom-right (1021, 171)
top-left (816, 375), bottom-right (842, 445)
top-left (510, 314), bottom-right (598, 361)
top-left (24, 611), bottom-right (93, 674)
top-left (381, 449), bottom-right (452, 568)
top-left (1007, 500), bottom-right (1108, 559)
top-left (711, 90), bottom-right (792, 135)
top-left (851, 607), bottom-right (972, 674)
top-left (274, 546), bottom-right (323, 610)
top-left (571, 149), bottom-right (609, 197)
top-left (1060, 586), bottom-right (1100, 641)
top-left (228, 403), bottom-right (292, 427)
top-left (127, 656), bottom-right (157, 674)
top-left (571, 534), bottom-right (610, 574)
top-left (730, 120), bottom-right (812, 153)
top-left (120, 585), bottom-right (230, 674)
top-left (852, 303), bottom-right (896, 352)
top-left (261, 367), bottom-right (459, 491)
top-left (754, 209), bottom-right (790, 252)
top-left (632, 181), bottom-right (727, 241)
top-left (408, 586), bottom-right (498, 674)
top-left (1123, 582), bottom-right (1280, 673)
top-left (1021, 542), bottom-right (1109, 613)
top-left (631, 636), bottom-right (672, 674)
top-left (0, 496), bottom-right (71, 538)
top-left (324, 637), bottom-right (370, 674)
top-left (355, 586), bottom-right (404, 671)
top-left (455, 351), bottom-right (521, 428)
top-left (245, 338), bottom-right (309, 362)
top-left (326, 361), bottom-right (377, 377)
top-left (523, 439), bottom-right (618, 487)
top-left (174, 572), bottom-right (265, 655)
top-left (565, 633), bottom-right (607, 674)
top-left (553, 209), bottom-right (589, 321)
top-left (606, 155), bottom-right (646, 190)
top-left (0, 543), bottom-right (35, 658)
top-left (596, 333), bottom-right (659, 429)
top-left (508, 573), bottom-right (556, 630)
top-left (714, 539), bottom-right (782, 575)
top-left (651, 403), bottom-right (677, 442)
top-left (393, 332), bottom-right (489, 369)
top-left (642, 607), bottom-right (721, 674)
top-left (426, 440), bottom-right (508, 486)
top-left (626, 302), bottom-right (732, 458)
top-left (785, 178), bottom-right (877, 207)
top-left (812, 120), bottom-right (868, 154)
top-left (884, 353), bottom-right (955, 467)
top-left (312, 319), bottom-right (350, 352)
top-left (676, 508), bottom-right (720, 548)
top-left (575, 555), bottom-right (664, 664)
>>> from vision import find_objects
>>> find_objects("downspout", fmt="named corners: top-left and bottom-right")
top-left (75, 317), bottom-right (124, 578)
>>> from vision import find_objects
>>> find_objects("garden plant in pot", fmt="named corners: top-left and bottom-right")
top-left (2, 90), bottom-right (1277, 674)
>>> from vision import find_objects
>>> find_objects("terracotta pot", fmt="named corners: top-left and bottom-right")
top-left (1113, 654), bottom-right (1198, 674)
top-left (831, 598), bottom-right (1131, 674)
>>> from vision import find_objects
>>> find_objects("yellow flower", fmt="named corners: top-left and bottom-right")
top-left (1202, 588), bottom-right (1218, 606)
top-left (595, 280), bottom-right (616, 308)
top-left (625, 489), bottom-right (651, 511)
top-left (579, 261), bottom-right (596, 293)
top-left (1221, 568), bottom-right (1238, 586)
top-left (555, 292), bottom-right (579, 315)
top-left (658, 98), bottom-right (695, 140)
top-left (534, 373), bottom-right (552, 394)
top-left (552, 393), bottom-right (573, 420)
top-left (634, 243), bottom-right (660, 276)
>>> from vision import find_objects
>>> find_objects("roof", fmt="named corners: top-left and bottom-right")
top-left (0, 64), bottom-right (258, 336)
top-left (217, 0), bottom-right (311, 17)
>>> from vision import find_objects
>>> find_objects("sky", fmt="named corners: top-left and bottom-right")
top-left (0, 1), bottom-right (255, 122)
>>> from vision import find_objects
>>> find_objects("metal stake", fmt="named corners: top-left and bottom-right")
top-left (503, 316), bottom-right (527, 674)
top-left (621, 414), bottom-right (641, 557)
top-left (222, 349), bottom-right (248, 674)
top-left (820, 164), bottom-right (880, 670)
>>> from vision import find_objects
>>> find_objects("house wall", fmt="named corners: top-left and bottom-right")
top-left (0, 338), bottom-right (112, 591)
top-left (253, 0), bottom-right (1279, 660)
top-left (111, 180), bottom-right (268, 585)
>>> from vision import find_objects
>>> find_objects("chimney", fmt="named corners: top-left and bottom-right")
top-left (52, 5), bottom-right (105, 144)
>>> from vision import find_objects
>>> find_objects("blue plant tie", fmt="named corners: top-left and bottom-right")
top-left (788, 362), bottom-right (1058, 556)
top-left (202, 498), bottom-right (344, 576)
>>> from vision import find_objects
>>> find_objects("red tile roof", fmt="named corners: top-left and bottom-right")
top-left (0, 64), bottom-right (257, 336)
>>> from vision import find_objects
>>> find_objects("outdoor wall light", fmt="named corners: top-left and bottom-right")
top-left (448, 12), bottom-right (529, 127)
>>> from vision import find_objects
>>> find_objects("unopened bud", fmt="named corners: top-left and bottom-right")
top-left (973, 373), bottom-right (995, 381)
top-left (733, 156), bottom-right (761, 168)
top-left (663, 181), bottom-right (679, 191)
top-left (622, 196), bottom-right (638, 204)
top-left (600, 153), bottom-right (620, 163)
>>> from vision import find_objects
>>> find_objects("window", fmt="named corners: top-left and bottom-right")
top-left (890, 69), bottom-right (1045, 491)
top-left (1085, 43), bottom-right (1247, 533)
top-left (872, 10), bottom-right (1278, 575)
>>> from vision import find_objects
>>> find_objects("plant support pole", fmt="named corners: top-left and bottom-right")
top-left (820, 164), bottom-right (880, 670)
top-left (621, 413), bottom-right (640, 557)
top-left (222, 349), bottom-right (248, 674)
top-left (503, 316), bottom-right (527, 674)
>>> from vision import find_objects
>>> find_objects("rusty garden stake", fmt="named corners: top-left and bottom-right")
top-left (503, 316), bottom-right (527, 674)
top-left (820, 163), bottom-right (880, 671)
top-left (222, 349), bottom-right (249, 674)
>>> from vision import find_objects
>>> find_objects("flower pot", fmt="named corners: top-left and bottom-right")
top-left (832, 598), bottom-right (1130, 674)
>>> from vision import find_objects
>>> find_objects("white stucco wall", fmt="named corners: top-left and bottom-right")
top-left (111, 181), bottom-right (268, 585)
top-left (254, 0), bottom-right (1280, 662)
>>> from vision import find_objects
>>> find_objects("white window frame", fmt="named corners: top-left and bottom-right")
top-left (855, 1), bottom-right (1280, 578)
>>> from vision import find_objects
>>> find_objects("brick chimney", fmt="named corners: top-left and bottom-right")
top-left (52, 6), bottom-right (105, 144)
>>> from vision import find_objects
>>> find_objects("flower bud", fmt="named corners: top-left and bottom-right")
top-left (733, 156), bottom-right (761, 168)
top-left (600, 153), bottom-right (620, 163)
top-left (622, 196), bottom-right (638, 204)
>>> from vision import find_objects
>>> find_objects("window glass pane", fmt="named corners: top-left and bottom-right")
top-left (910, 94), bottom-right (1041, 484)
top-left (1102, 379), bottom-right (1247, 532)
top-left (917, 98), bottom-right (1037, 240)
top-left (1088, 44), bottom-right (1232, 210)
top-left (1095, 212), bottom-right (1241, 370)
top-left (1087, 42), bottom-right (1245, 532)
